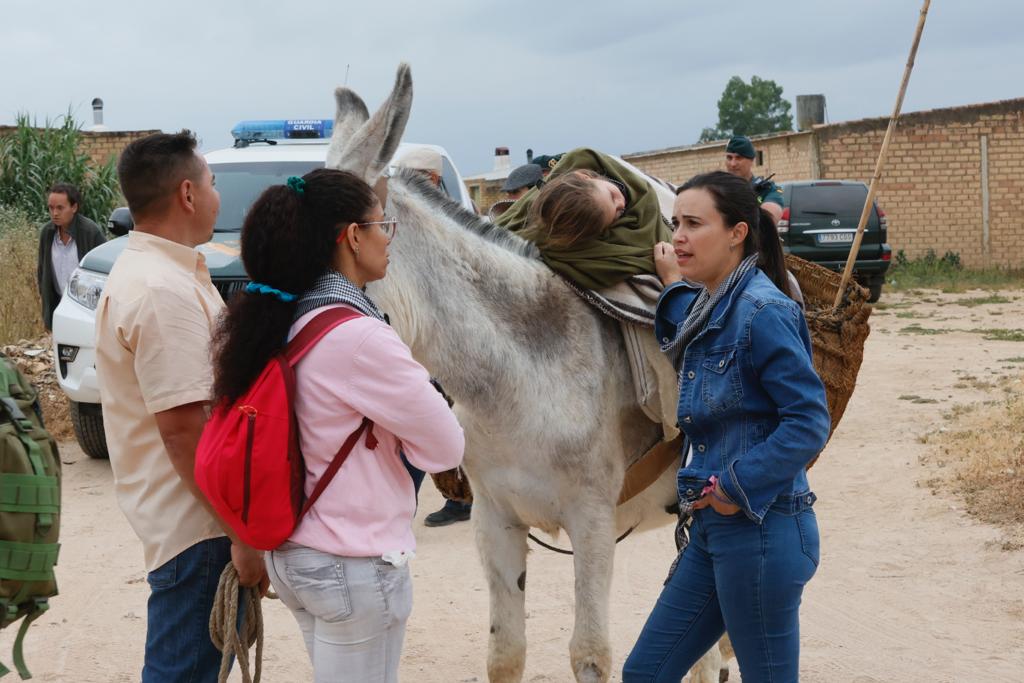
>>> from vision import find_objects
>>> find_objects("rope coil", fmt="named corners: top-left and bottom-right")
top-left (210, 563), bottom-right (265, 683)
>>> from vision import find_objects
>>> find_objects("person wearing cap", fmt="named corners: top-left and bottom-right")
top-left (503, 163), bottom-right (543, 200)
top-left (488, 163), bottom-right (544, 220)
top-left (724, 135), bottom-right (784, 223)
top-left (395, 147), bottom-right (444, 187)
top-left (531, 153), bottom-right (563, 178)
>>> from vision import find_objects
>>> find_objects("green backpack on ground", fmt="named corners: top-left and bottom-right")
top-left (0, 354), bottom-right (60, 680)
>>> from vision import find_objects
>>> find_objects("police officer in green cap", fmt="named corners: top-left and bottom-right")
top-left (725, 135), bottom-right (784, 223)
top-left (530, 153), bottom-right (564, 178)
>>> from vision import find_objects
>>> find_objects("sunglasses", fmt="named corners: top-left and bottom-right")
top-left (356, 216), bottom-right (398, 240)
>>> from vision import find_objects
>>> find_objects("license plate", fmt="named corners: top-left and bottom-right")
top-left (817, 232), bottom-right (854, 244)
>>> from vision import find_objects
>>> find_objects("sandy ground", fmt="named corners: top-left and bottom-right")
top-left (4, 288), bottom-right (1024, 682)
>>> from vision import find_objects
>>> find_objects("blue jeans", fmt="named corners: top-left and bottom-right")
top-left (623, 496), bottom-right (820, 683)
top-left (143, 536), bottom-right (233, 683)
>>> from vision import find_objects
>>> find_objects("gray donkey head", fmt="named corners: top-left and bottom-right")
top-left (325, 63), bottom-right (412, 181)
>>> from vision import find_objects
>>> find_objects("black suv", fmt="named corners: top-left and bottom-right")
top-left (777, 180), bottom-right (892, 302)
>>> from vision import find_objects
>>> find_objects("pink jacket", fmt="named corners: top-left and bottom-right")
top-left (287, 305), bottom-right (464, 557)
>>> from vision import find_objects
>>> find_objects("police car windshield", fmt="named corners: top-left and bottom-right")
top-left (211, 161), bottom-right (321, 231)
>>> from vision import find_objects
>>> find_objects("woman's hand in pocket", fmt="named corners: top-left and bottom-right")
top-left (692, 480), bottom-right (741, 516)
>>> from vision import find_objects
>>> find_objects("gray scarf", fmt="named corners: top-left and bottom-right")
top-left (293, 271), bottom-right (387, 323)
top-left (661, 253), bottom-right (759, 363)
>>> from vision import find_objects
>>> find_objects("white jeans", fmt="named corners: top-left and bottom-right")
top-left (266, 543), bottom-right (412, 683)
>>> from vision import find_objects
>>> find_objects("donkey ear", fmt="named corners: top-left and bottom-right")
top-left (325, 87), bottom-right (370, 170)
top-left (328, 63), bottom-right (413, 183)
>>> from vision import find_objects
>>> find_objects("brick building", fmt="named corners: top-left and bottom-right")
top-left (623, 98), bottom-right (1024, 269)
top-left (463, 147), bottom-right (517, 214)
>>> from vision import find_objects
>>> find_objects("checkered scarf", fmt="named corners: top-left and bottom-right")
top-left (661, 254), bottom-right (759, 362)
top-left (293, 271), bottom-right (387, 323)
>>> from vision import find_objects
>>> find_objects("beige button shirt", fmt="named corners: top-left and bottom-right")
top-left (95, 231), bottom-right (225, 571)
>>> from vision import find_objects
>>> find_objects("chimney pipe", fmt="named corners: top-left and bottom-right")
top-left (89, 98), bottom-right (108, 132)
top-left (493, 146), bottom-right (511, 174)
top-left (796, 94), bottom-right (826, 131)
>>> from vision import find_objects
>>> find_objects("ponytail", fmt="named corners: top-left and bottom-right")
top-left (211, 170), bottom-right (377, 405)
top-left (754, 207), bottom-right (792, 299)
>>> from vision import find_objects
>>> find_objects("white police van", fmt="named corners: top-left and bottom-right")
top-left (52, 119), bottom-right (474, 458)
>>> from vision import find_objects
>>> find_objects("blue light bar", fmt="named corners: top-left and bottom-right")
top-left (231, 119), bottom-right (334, 142)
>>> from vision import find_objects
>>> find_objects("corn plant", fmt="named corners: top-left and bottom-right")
top-left (0, 111), bottom-right (121, 227)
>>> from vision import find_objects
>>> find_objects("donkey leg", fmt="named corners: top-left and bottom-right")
top-left (474, 498), bottom-right (529, 683)
top-left (690, 642), bottom-right (723, 683)
top-left (563, 508), bottom-right (615, 683)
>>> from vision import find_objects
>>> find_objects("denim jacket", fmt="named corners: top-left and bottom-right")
top-left (655, 269), bottom-right (830, 523)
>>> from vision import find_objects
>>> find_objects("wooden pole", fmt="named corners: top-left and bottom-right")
top-left (833, 0), bottom-right (931, 310)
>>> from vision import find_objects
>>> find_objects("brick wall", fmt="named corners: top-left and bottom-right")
top-left (816, 102), bottom-right (1024, 268)
top-left (464, 178), bottom-right (508, 215)
top-left (0, 125), bottom-right (159, 168)
top-left (79, 129), bottom-right (161, 166)
top-left (624, 132), bottom-right (815, 186)
top-left (622, 98), bottom-right (1024, 268)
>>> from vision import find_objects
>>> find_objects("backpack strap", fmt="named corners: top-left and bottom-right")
top-left (284, 307), bottom-right (378, 520)
top-left (0, 601), bottom-right (47, 679)
top-left (285, 307), bottom-right (366, 367)
top-left (298, 416), bottom-right (376, 519)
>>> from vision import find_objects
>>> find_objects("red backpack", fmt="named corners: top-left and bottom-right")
top-left (195, 307), bottom-right (376, 551)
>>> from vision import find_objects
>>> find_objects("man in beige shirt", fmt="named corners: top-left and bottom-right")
top-left (95, 131), bottom-right (265, 682)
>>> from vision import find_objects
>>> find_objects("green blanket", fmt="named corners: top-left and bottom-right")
top-left (496, 148), bottom-right (671, 289)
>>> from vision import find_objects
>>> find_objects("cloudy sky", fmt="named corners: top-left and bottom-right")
top-left (2, 0), bottom-right (1020, 176)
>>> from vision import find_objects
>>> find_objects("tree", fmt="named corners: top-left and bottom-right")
top-left (699, 76), bottom-right (794, 143)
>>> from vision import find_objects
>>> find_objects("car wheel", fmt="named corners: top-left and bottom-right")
top-left (868, 281), bottom-right (883, 303)
top-left (70, 401), bottom-right (109, 459)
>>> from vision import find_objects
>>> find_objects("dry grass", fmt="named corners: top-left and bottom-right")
top-left (0, 206), bottom-right (45, 344)
top-left (1, 335), bottom-right (73, 440)
top-left (0, 208), bottom-right (67, 436)
top-left (928, 376), bottom-right (1024, 547)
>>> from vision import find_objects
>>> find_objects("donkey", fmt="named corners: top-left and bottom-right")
top-left (325, 64), bottom-right (726, 683)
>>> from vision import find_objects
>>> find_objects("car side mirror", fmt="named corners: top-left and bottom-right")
top-left (107, 207), bottom-right (134, 237)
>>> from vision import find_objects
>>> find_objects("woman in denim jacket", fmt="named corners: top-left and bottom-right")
top-left (623, 172), bottom-right (830, 682)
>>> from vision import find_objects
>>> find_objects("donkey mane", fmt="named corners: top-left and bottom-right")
top-left (394, 168), bottom-right (540, 260)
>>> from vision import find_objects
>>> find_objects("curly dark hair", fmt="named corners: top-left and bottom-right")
top-left (47, 182), bottom-right (82, 207)
top-left (677, 171), bottom-right (792, 299)
top-left (211, 168), bottom-right (378, 405)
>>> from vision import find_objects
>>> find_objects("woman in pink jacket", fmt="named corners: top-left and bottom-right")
top-left (211, 169), bottom-right (465, 682)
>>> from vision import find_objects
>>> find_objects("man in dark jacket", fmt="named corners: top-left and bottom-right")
top-left (36, 183), bottom-right (106, 330)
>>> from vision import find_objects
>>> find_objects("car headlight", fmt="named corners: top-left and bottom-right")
top-left (66, 268), bottom-right (108, 311)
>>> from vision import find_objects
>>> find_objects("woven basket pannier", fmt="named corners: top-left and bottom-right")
top-left (785, 254), bottom-right (873, 466)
